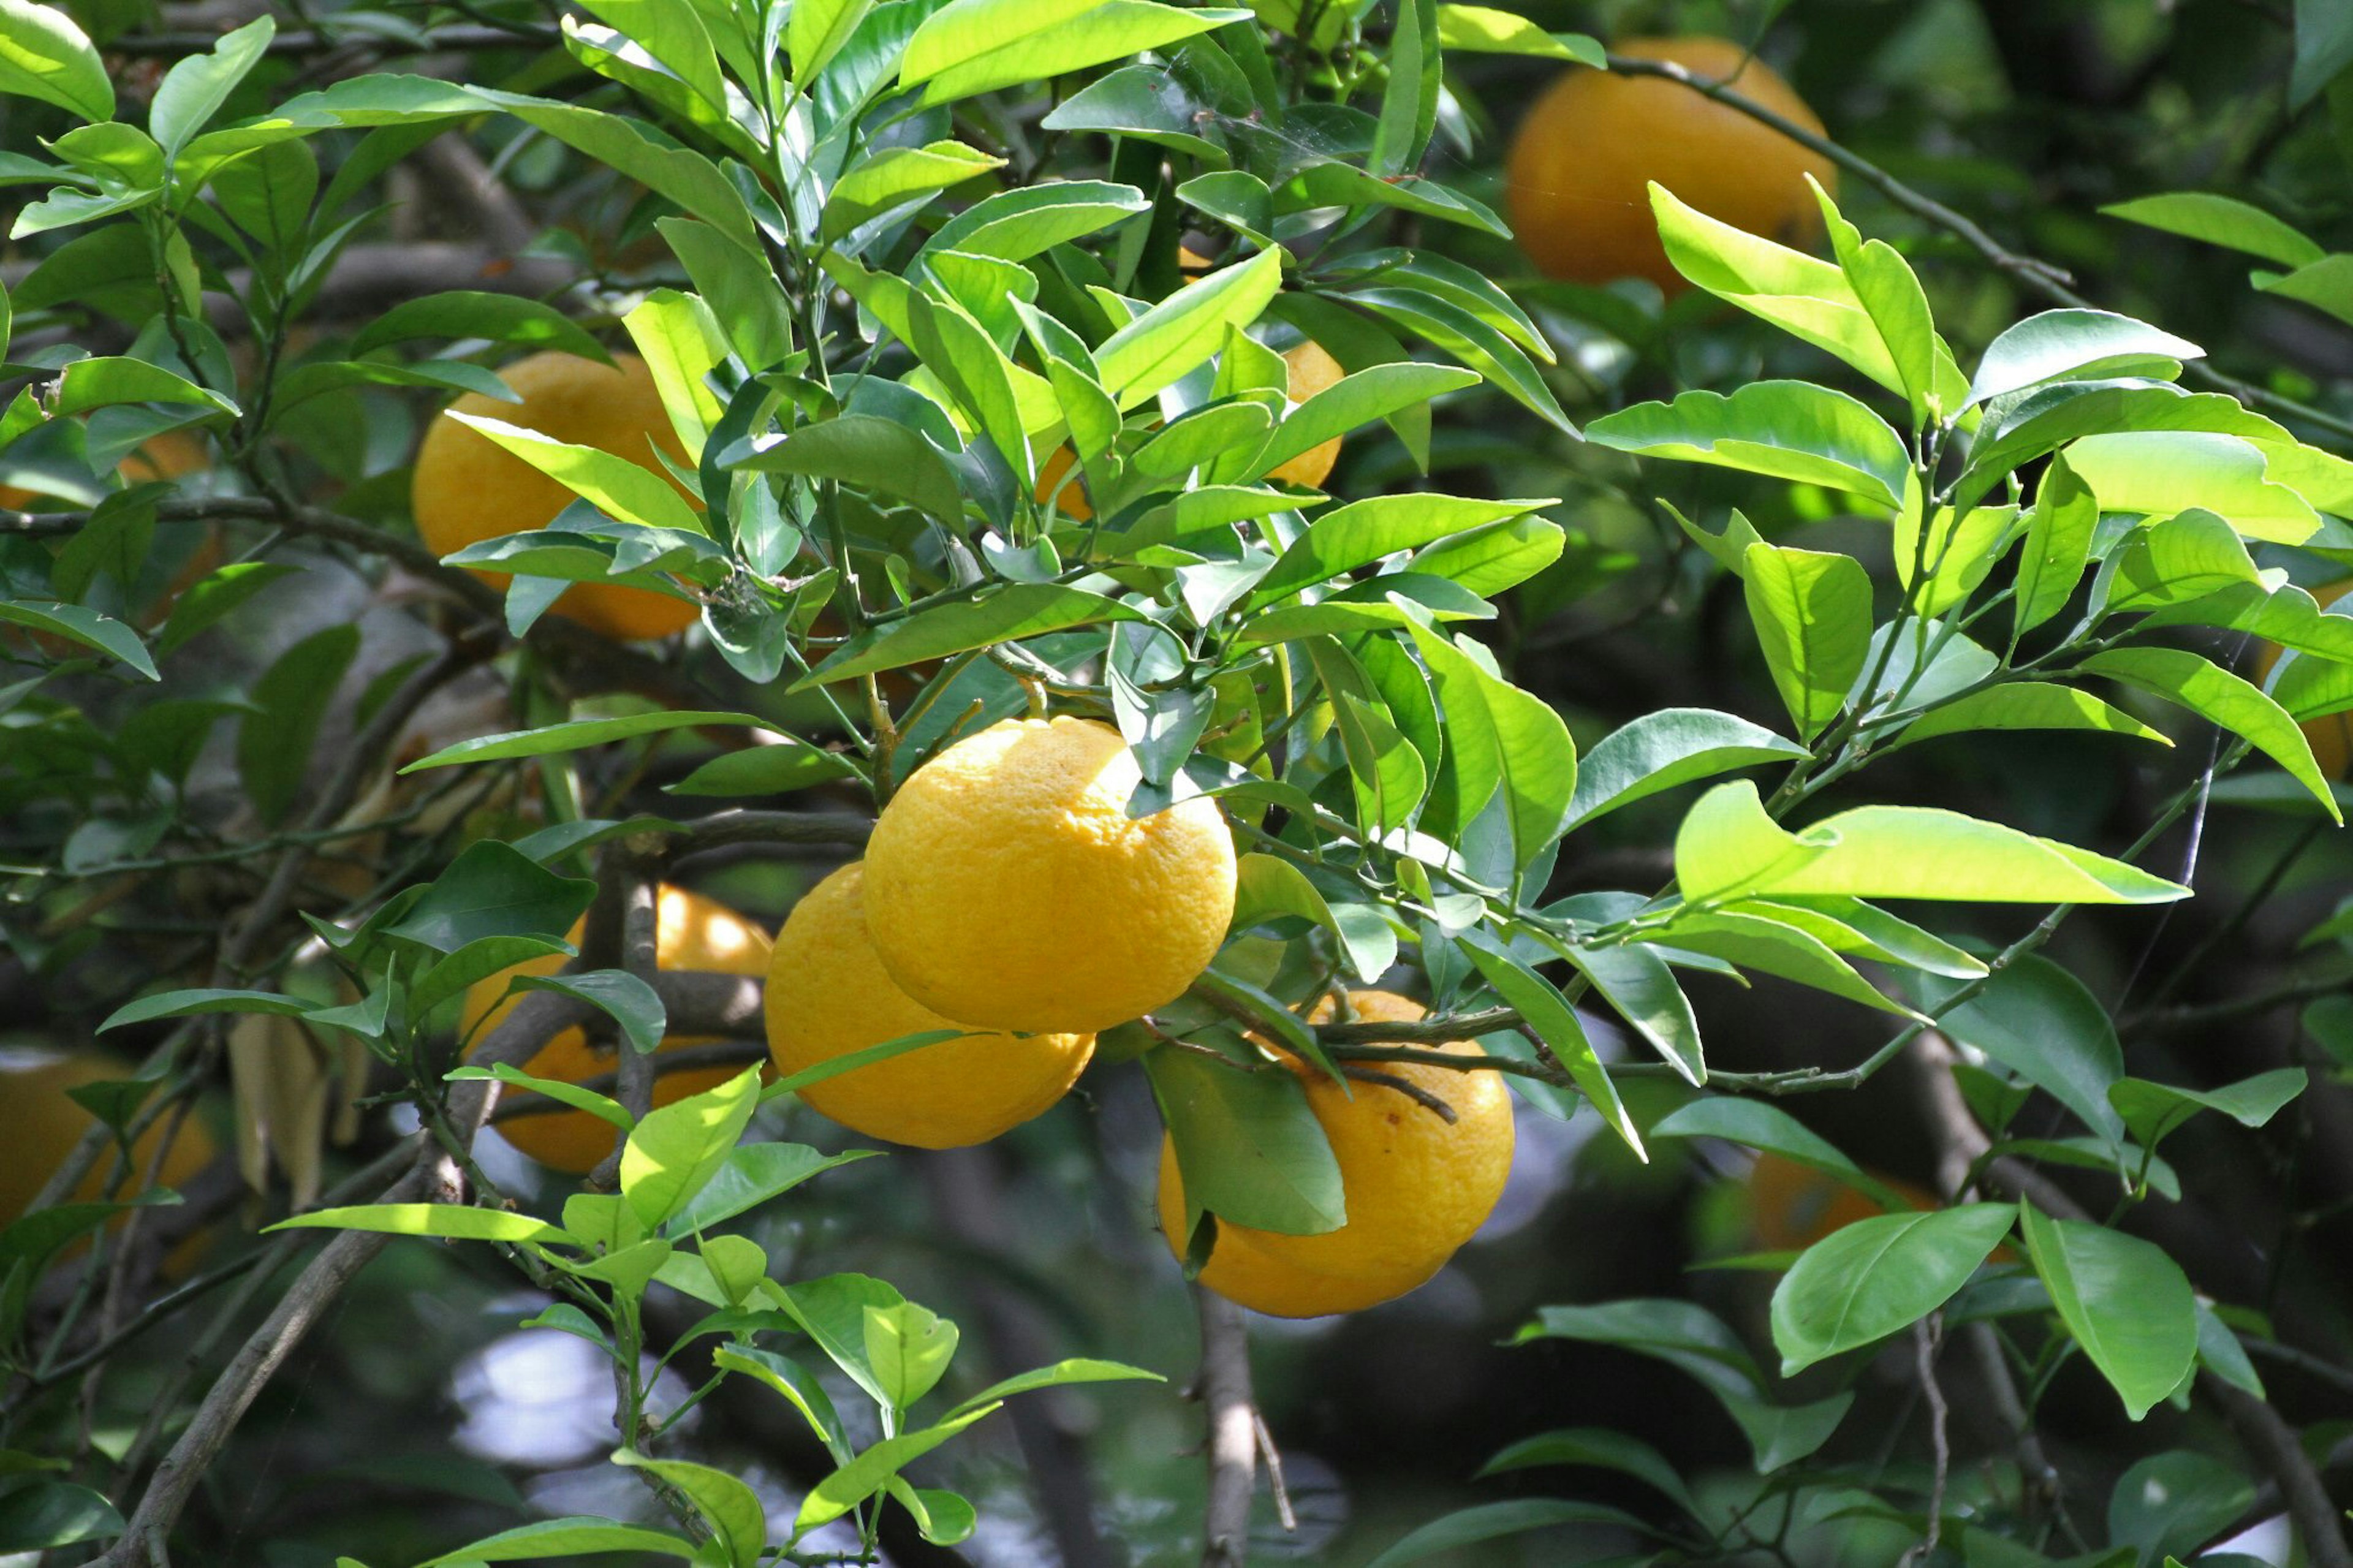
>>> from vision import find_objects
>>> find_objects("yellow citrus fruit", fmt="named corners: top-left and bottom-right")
top-left (2254, 580), bottom-right (2353, 781)
top-left (464, 884), bottom-right (773, 1173)
top-left (863, 716), bottom-right (1237, 1033)
top-left (1506, 36), bottom-right (1837, 293)
top-left (1157, 991), bottom-right (1515, 1317)
top-left (412, 351), bottom-right (702, 642)
top-left (764, 863), bottom-right (1095, 1148)
top-left (0, 1050), bottom-right (218, 1234)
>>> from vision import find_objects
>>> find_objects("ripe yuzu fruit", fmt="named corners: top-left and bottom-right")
top-left (464, 884), bottom-right (772, 1173)
top-left (1506, 36), bottom-right (1836, 292)
top-left (764, 863), bottom-right (1094, 1148)
top-left (2254, 580), bottom-right (2353, 781)
top-left (412, 351), bottom-right (702, 642)
top-left (1157, 991), bottom-right (1515, 1317)
top-left (862, 717), bottom-right (1237, 1034)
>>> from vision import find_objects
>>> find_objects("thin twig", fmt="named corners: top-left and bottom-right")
top-left (1338, 1065), bottom-right (1457, 1124)
top-left (1899, 1317), bottom-right (1950, 1566)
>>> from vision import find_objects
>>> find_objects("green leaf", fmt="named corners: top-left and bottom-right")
top-left (2107, 1069), bottom-right (2306, 1150)
top-left (763, 1029), bottom-right (966, 1101)
top-left (2020, 1203), bottom-right (2197, 1420)
top-left (265, 1205), bottom-right (575, 1245)
top-left (1658, 908), bottom-right (1918, 1017)
top-left (403, 711), bottom-right (776, 771)
top-left (1741, 543), bottom-right (1872, 741)
top-left (1771, 1203), bottom-right (2015, 1374)
top-left (620, 1066), bottom-right (763, 1228)
top-left (1252, 495), bottom-right (1547, 603)
top-left (942, 1358), bottom-right (1164, 1421)
top-left (386, 840), bottom-right (597, 952)
top-left (1405, 621), bottom-right (1576, 875)
top-left (99, 987), bottom-right (311, 1031)
top-left (449, 1063), bottom-right (630, 1132)
top-left (796, 585), bottom-right (1144, 688)
top-left (2012, 455), bottom-right (2097, 636)
top-left (1895, 683), bottom-right (2170, 749)
top-left (1586, 381), bottom-right (1914, 513)
top-left (413, 1518), bottom-right (697, 1564)
top-left (1656, 182), bottom-right (1966, 413)
top-left (2257, 252), bottom-right (2353, 328)
top-left (2100, 192), bottom-right (2324, 267)
top-left (154, 561), bottom-right (301, 656)
top-left (514, 970), bottom-right (665, 1056)
top-left (663, 1143), bottom-right (878, 1237)
top-left (1679, 782), bottom-right (2189, 906)
top-left (775, 1273), bottom-right (907, 1406)
top-left (0, 0), bottom-right (113, 122)
top-left (0, 599), bottom-right (157, 677)
top-left (900, 0), bottom-right (1248, 105)
top-left (149, 16), bottom-right (273, 156)
top-left (2109, 1451), bottom-right (2257, 1567)
top-left (1406, 515), bottom-right (1564, 596)
top-left (1459, 928), bottom-right (1640, 1157)
top-left (865, 1300), bottom-right (960, 1413)
top-left (485, 94), bottom-right (759, 253)
top-left (1969, 310), bottom-right (2203, 406)
top-left (2104, 510), bottom-right (2264, 613)
top-left (789, 0), bottom-right (872, 77)
top-left (237, 623), bottom-right (358, 823)
top-left (1433, 6), bottom-right (1602, 62)
top-left (922, 179), bottom-right (1148, 262)
top-left (1096, 248), bottom-right (1283, 409)
top-left (1364, 1500), bottom-right (1639, 1567)
top-left (0, 1482), bottom-right (122, 1551)
top-left (795, 1406), bottom-right (998, 1530)
top-left (723, 414), bottom-right (961, 522)
top-left (665, 741), bottom-right (857, 797)
top-left (2066, 432), bottom-right (2318, 547)
top-left (1475, 1426), bottom-right (1694, 1513)
top-left (825, 140), bottom-right (1003, 240)
top-left (446, 411), bottom-right (703, 532)
top-left (713, 1345), bottom-right (843, 1453)
top-left (1371, 0), bottom-right (1437, 177)
top-left (1557, 942), bottom-right (1702, 1085)
top-left (2079, 647), bottom-right (2339, 819)
top-left (349, 291), bottom-right (609, 363)
top-left (610, 1456), bottom-right (763, 1568)
top-left (1143, 1039), bottom-right (1344, 1237)
top-left (1931, 956), bottom-right (2126, 1147)
top-left (1558, 710), bottom-right (1805, 835)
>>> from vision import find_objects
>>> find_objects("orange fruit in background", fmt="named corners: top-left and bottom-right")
top-left (1506, 36), bottom-right (1837, 292)
top-left (1157, 991), bottom-right (1516, 1318)
top-left (463, 885), bottom-right (773, 1173)
top-left (412, 351), bottom-right (702, 642)
top-left (763, 863), bottom-right (1094, 1148)
top-left (0, 1050), bottom-right (218, 1241)
top-left (0, 430), bottom-right (210, 512)
top-left (2254, 580), bottom-right (2353, 781)
top-left (1745, 1150), bottom-right (1934, 1252)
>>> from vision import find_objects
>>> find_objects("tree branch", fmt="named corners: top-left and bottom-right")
top-left (1194, 1287), bottom-right (1257, 1568)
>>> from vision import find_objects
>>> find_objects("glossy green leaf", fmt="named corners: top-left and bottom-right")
top-left (797, 586), bottom-right (1144, 687)
top-left (237, 623), bottom-right (358, 822)
top-left (2020, 1203), bottom-right (2197, 1420)
top-left (1406, 621), bottom-right (1575, 875)
top-left (2066, 431), bottom-right (2318, 546)
top-left (386, 841), bottom-right (597, 952)
top-left (621, 1066), bottom-right (763, 1228)
top-left (1741, 543), bottom-right (1872, 741)
top-left (404, 711), bottom-right (775, 771)
top-left (0, 0), bottom-right (113, 122)
top-left (1459, 928), bottom-right (1640, 1157)
top-left (1931, 956), bottom-right (2126, 1146)
top-left (1587, 381), bottom-right (1913, 513)
top-left (2099, 192), bottom-right (2324, 267)
top-left (266, 1205), bottom-right (575, 1245)
top-left (1143, 1039), bottom-right (1344, 1238)
top-left (1895, 684), bottom-right (2170, 749)
top-left (413, 1518), bottom-right (697, 1564)
top-left (1969, 309), bottom-right (2202, 406)
top-left (1364, 1499), bottom-right (1639, 1567)
top-left (150, 16), bottom-right (273, 156)
top-left (1771, 1203), bottom-right (2015, 1373)
top-left (2107, 1069), bottom-right (2307, 1150)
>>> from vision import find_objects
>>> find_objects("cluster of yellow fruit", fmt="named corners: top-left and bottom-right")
top-left (462, 718), bottom-right (1515, 1318)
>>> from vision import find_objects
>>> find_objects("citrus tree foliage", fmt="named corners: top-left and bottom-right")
top-left (1, 0), bottom-right (2351, 1564)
